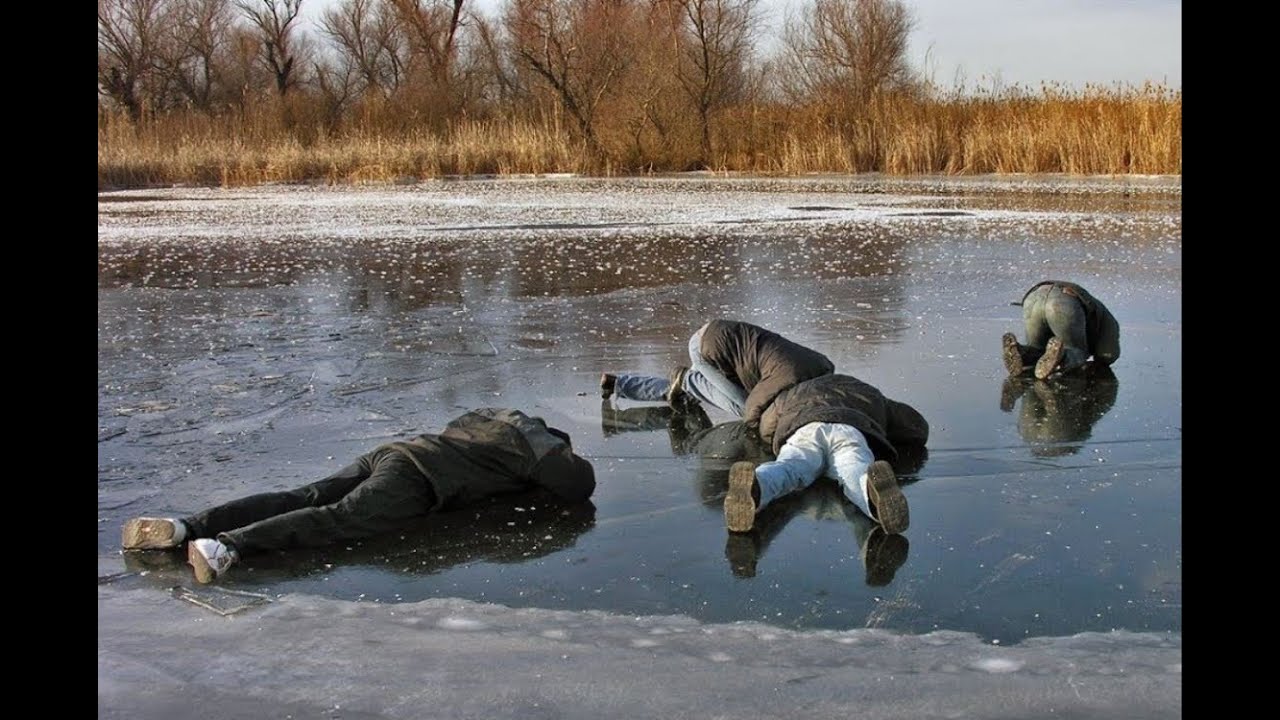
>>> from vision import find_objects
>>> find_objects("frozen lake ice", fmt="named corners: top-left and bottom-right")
top-left (98, 175), bottom-right (1181, 718)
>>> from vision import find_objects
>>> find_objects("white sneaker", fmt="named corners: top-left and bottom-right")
top-left (188, 538), bottom-right (237, 584)
top-left (121, 517), bottom-right (186, 550)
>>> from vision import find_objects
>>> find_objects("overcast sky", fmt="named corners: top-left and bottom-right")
top-left (301, 0), bottom-right (1181, 90)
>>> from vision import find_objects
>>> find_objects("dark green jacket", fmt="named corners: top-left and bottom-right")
top-left (387, 408), bottom-right (595, 511)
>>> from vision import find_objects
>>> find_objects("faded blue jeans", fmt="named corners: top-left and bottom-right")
top-left (752, 422), bottom-right (879, 523)
top-left (1019, 284), bottom-right (1120, 370)
top-left (612, 323), bottom-right (749, 416)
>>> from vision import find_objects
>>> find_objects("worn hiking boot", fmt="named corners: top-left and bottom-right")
top-left (188, 538), bottom-right (238, 584)
top-left (863, 526), bottom-right (909, 587)
top-left (121, 517), bottom-right (187, 550)
top-left (665, 366), bottom-right (691, 408)
top-left (600, 373), bottom-right (617, 399)
top-left (866, 460), bottom-right (909, 534)
top-left (1034, 337), bottom-right (1066, 380)
top-left (1002, 333), bottom-right (1025, 376)
top-left (724, 461), bottom-right (760, 533)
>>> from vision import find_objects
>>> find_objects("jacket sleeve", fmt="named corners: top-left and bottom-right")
top-left (529, 447), bottom-right (596, 503)
top-left (884, 399), bottom-right (930, 446)
top-left (742, 374), bottom-right (795, 429)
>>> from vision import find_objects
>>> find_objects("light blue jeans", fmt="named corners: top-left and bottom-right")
top-left (753, 422), bottom-right (878, 522)
top-left (612, 323), bottom-right (749, 416)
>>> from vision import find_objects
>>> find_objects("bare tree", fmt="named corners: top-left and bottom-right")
top-left (466, 10), bottom-right (518, 109)
top-left (319, 0), bottom-right (408, 96)
top-left (98, 0), bottom-right (167, 120)
top-left (668, 0), bottom-right (759, 165)
top-left (506, 0), bottom-right (640, 157)
top-left (155, 0), bottom-right (238, 112)
top-left (235, 0), bottom-right (305, 95)
top-left (386, 0), bottom-right (466, 82)
top-left (778, 0), bottom-right (915, 110)
top-left (313, 55), bottom-right (358, 130)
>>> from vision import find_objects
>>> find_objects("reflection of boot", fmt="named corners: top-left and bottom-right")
top-left (667, 403), bottom-right (712, 454)
top-left (724, 461), bottom-right (759, 533)
top-left (724, 532), bottom-right (761, 578)
top-left (863, 527), bottom-right (909, 587)
top-left (1000, 375), bottom-right (1025, 412)
top-left (1031, 378), bottom-right (1061, 417)
top-left (121, 549), bottom-right (187, 574)
top-left (1001, 333), bottom-right (1025, 376)
top-left (600, 399), bottom-right (622, 437)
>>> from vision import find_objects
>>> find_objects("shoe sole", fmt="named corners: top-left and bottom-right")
top-left (121, 518), bottom-right (179, 550)
top-left (1001, 333), bottom-right (1024, 376)
top-left (188, 542), bottom-right (218, 584)
top-left (725, 462), bottom-right (758, 533)
top-left (867, 461), bottom-right (909, 534)
top-left (1034, 337), bottom-right (1065, 380)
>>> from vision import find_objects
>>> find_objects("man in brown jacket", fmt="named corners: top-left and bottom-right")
top-left (120, 408), bottom-right (596, 584)
top-left (602, 319), bottom-right (834, 425)
top-left (725, 373), bottom-right (928, 537)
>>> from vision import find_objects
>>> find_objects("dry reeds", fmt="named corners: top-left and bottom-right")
top-left (98, 82), bottom-right (1180, 189)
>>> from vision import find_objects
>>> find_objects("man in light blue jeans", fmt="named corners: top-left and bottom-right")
top-left (601, 319), bottom-right (834, 423)
top-left (602, 323), bottom-right (748, 416)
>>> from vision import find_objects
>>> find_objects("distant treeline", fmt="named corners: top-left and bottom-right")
top-left (98, 0), bottom-right (1182, 188)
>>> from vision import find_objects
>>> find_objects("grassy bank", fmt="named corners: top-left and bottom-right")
top-left (98, 84), bottom-right (1180, 189)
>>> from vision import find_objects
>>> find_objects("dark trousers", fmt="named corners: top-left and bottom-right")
top-left (182, 446), bottom-right (436, 555)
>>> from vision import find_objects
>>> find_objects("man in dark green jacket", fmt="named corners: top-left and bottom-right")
top-left (1003, 280), bottom-right (1121, 380)
top-left (121, 408), bottom-right (596, 584)
top-left (725, 374), bottom-right (928, 537)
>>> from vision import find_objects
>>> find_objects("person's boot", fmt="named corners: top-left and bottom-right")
top-left (188, 538), bottom-right (238, 584)
top-left (600, 373), bottom-right (617, 399)
top-left (1034, 337), bottom-right (1066, 380)
top-left (121, 518), bottom-right (187, 550)
top-left (866, 460), bottom-right (909, 534)
top-left (665, 366), bottom-right (692, 408)
top-left (1001, 333), bottom-right (1025, 376)
top-left (724, 461), bottom-right (760, 533)
top-left (863, 526), bottom-right (909, 587)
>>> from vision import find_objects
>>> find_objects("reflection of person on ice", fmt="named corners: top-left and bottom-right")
top-left (1002, 280), bottom-right (1121, 380)
top-left (724, 374), bottom-right (929, 542)
top-left (121, 408), bottom-right (596, 584)
top-left (600, 318), bottom-right (834, 424)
